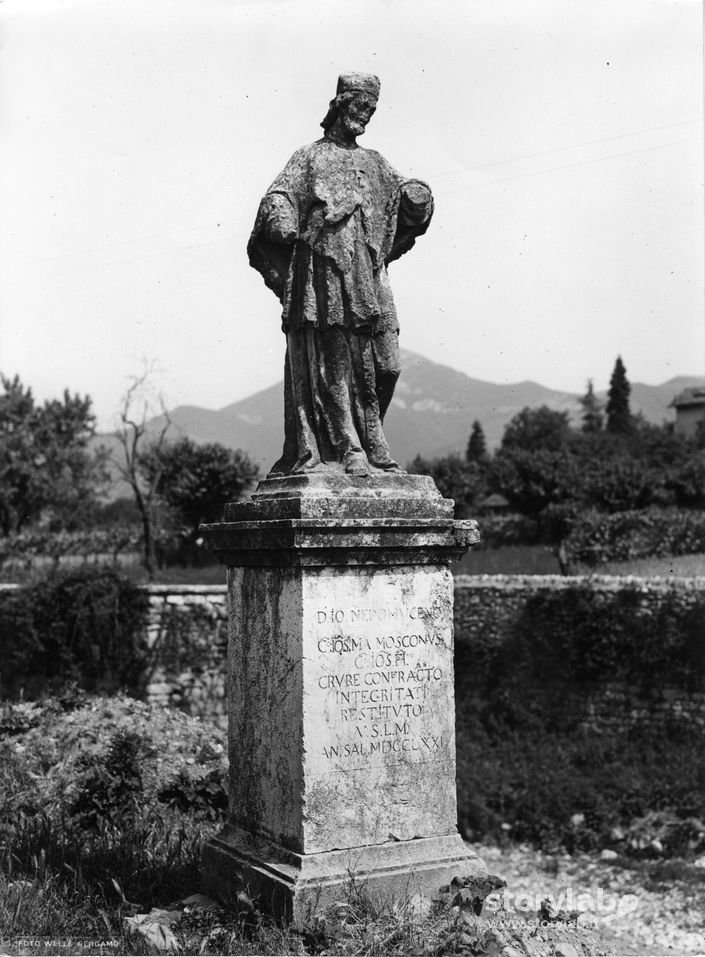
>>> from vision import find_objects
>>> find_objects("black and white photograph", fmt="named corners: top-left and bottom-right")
top-left (1, 1), bottom-right (703, 954)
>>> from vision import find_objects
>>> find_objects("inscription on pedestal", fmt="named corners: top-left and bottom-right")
top-left (314, 603), bottom-right (447, 762)
top-left (300, 566), bottom-right (458, 850)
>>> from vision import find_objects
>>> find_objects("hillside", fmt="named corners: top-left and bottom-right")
top-left (97, 352), bottom-right (703, 475)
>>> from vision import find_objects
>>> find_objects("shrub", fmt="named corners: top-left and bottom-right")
top-left (565, 507), bottom-right (705, 566)
top-left (454, 580), bottom-right (705, 850)
top-left (507, 585), bottom-right (705, 694)
top-left (0, 567), bottom-right (150, 698)
top-left (456, 582), bottom-right (705, 706)
top-left (475, 513), bottom-right (540, 548)
top-left (0, 526), bottom-right (142, 575)
top-left (456, 712), bottom-right (705, 852)
top-left (0, 693), bottom-right (227, 903)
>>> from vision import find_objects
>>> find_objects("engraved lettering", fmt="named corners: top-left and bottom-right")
top-left (315, 596), bottom-right (449, 763)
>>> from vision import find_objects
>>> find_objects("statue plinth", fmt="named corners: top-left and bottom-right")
top-left (201, 474), bottom-right (486, 923)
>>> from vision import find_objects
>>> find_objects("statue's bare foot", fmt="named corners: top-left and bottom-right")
top-left (343, 451), bottom-right (371, 476)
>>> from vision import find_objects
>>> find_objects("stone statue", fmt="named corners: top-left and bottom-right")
top-left (248, 72), bottom-right (434, 477)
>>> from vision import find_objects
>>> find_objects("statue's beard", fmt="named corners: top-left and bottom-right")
top-left (343, 118), bottom-right (367, 136)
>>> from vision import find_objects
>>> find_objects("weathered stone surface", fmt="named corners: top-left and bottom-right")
top-left (225, 473), bottom-right (454, 521)
top-left (202, 516), bottom-right (478, 568)
top-left (224, 562), bottom-right (459, 852)
top-left (202, 479), bottom-right (485, 919)
top-left (203, 827), bottom-right (484, 925)
top-left (248, 73), bottom-right (433, 478)
top-left (203, 475), bottom-right (478, 567)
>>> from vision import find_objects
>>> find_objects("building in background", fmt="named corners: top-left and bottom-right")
top-left (671, 387), bottom-right (705, 438)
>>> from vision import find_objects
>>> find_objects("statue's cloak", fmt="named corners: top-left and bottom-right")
top-left (248, 138), bottom-right (431, 331)
top-left (246, 137), bottom-right (433, 476)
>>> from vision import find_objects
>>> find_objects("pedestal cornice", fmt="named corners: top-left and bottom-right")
top-left (201, 472), bottom-right (479, 567)
top-left (201, 516), bottom-right (479, 567)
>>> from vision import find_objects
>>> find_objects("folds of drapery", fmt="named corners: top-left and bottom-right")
top-left (270, 323), bottom-right (395, 476)
top-left (248, 138), bottom-right (432, 475)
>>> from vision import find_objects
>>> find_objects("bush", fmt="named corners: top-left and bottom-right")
top-left (408, 453), bottom-right (486, 517)
top-left (511, 585), bottom-right (705, 694)
top-left (0, 693), bottom-right (227, 903)
top-left (454, 581), bottom-right (705, 850)
top-left (0, 568), bottom-right (150, 698)
top-left (456, 582), bottom-right (705, 706)
top-left (0, 526), bottom-right (142, 571)
top-left (475, 513), bottom-right (540, 548)
top-left (475, 505), bottom-right (705, 560)
top-left (456, 713), bottom-right (705, 852)
top-left (565, 507), bottom-right (705, 566)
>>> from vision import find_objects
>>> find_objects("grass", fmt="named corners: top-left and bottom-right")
top-left (0, 562), bottom-right (228, 587)
top-left (578, 553), bottom-right (705, 577)
top-left (453, 545), bottom-right (561, 576)
top-left (0, 694), bottom-right (620, 956)
top-left (0, 863), bottom-right (615, 956)
top-left (129, 564), bottom-right (227, 586)
top-left (455, 712), bottom-right (705, 854)
top-left (4, 549), bottom-right (705, 584)
top-left (3, 692), bottom-right (699, 955)
top-left (455, 548), bottom-right (705, 578)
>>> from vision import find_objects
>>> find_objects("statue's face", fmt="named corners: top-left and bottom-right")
top-left (340, 94), bottom-right (377, 136)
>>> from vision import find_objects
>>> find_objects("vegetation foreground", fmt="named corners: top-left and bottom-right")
top-left (1, 694), bottom-right (704, 955)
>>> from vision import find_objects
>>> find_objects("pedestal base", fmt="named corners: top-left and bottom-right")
top-left (201, 474), bottom-right (485, 923)
top-left (203, 825), bottom-right (486, 924)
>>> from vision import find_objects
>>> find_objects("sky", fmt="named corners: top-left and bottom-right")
top-left (1, 0), bottom-right (703, 430)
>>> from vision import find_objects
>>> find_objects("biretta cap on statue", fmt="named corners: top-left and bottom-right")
top-left (336, 72), bottom-right (381, 100)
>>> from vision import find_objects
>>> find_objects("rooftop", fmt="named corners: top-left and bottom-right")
top-left (670, 386), bottom-right (705, 409)
top-left (479, 492), bottom-right (510, 509)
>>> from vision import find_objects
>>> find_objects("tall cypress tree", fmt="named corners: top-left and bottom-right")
top-left (579, 379), bottom-right (604, 433)
top-left (606, 356), bottom-right (633, 434)
top-left (466, 420), bottom-right (488, 463)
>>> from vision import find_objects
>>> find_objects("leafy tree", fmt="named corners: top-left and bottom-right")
top-left (578, 457), bottom-right (673, 511)
top-left (695, 418), bottom-right (705, 450)
top-left (606, 356), bottom-right (633, 434)
top-left (139, 437), bottom-right (260, 540)
top-left (500, 406), bottom-right (572, 452)
top-left (466, 420), bottom-right (489, 464)
top-left (623, 421), bottom-right (691, 470)
top-left (579, 379), bottom-right (604, 433)
top-left (490, 447), bottom-right (580, 517)
top-left (92, 496), bottom-right (142, 528)
top-left (668, 452), bottom-right (705, 508)
top-left (627, 422), bottom-right (705, 508)
top-left (0, 374), bottom-right (107, 536)
top-left (408, 453), bottom-right (486, 517)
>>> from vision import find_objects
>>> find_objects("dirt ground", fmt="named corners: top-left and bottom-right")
top-left (476, 842), bottom-right (705, 955)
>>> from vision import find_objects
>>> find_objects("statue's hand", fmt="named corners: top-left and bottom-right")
top-left (262, 194), bottom-right (298, 244)
top-left (400, 179), bottom-right (434, 226)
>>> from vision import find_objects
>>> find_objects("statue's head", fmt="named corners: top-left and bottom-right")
top-left (321, 73), bottom-right (380, 137)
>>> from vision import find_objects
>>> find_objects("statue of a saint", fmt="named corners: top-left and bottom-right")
top-left (248, 73), bottom-right (434, 477)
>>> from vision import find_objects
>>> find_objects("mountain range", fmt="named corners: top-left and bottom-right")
top-left (102, 350), bottom-right (702, 474)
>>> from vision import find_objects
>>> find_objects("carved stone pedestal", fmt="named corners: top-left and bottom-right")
top-left (201, 473), bottom-right (486, 923)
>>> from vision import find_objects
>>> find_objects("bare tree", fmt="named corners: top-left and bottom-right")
top-left (113, 367), bottom-right (171, 579)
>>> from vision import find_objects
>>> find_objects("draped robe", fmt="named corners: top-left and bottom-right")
top-left (248, 136), bottom-right (432, 476)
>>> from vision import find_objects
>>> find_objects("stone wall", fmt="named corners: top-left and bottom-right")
top-left (136, 575), bottom-right (705, 733)
top-left (143, 585), bottom-right (228, 728)
top-left (4, 576), bottom-right (704, 731)
top-left (453, 574), bottom-right (705, 731)
top-left (453, 573), bottom-right (705, 634)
